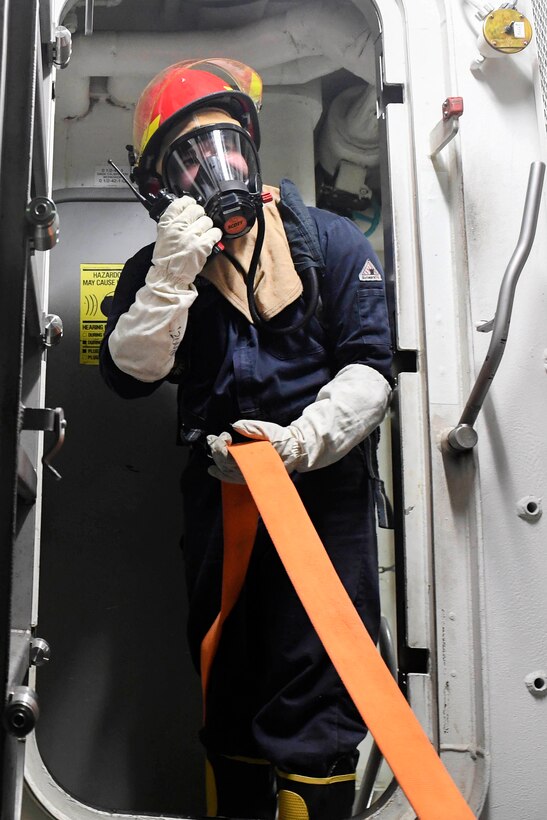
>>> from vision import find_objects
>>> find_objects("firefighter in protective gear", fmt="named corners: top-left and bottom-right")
top-left (100, 58), bottom-right (393, 820)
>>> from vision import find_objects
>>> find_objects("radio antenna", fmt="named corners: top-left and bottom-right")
top-left (107, 159), bottom-right (151, 211)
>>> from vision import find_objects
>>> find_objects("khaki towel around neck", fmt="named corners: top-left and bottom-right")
top-left (201, 185), bottom-right (303, 322)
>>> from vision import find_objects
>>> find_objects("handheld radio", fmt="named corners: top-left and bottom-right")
top-left (107, 159), bottom-right (176, 222)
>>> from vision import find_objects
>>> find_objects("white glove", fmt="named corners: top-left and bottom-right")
top-left (231, 422), bottom-right (303, 473)
top-left (152, 196), bottom-right (222, 287)
top-left (232, 363), bottom-right (391, 473)
top-left (207, 432), bottom-right (246, 484)
top-left (108, 197), bottom-right (221, 382)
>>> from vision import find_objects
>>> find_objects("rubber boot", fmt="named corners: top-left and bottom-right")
top-left (205, 752), bottom-right (277, 819)
top-left (276, 757), bottom-right (357, 820)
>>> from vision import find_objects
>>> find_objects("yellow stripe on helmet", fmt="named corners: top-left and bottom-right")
top-left (139, 113), bottom-right (161, 157)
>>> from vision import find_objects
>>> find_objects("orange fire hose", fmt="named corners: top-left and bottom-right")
top-left (200, 441), bottom-right (475, 819)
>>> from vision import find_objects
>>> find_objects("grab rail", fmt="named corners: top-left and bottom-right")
top-left (445, 161), bottom-right (545, 452)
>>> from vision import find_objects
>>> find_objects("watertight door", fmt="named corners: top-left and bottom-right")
top-left (22, 1), bottom-right (398, 816)
top-left (0, 2), bottom-right (58, 818)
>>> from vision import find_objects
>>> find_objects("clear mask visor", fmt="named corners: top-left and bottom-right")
top-left (162, 125), bottom-right (260, 204)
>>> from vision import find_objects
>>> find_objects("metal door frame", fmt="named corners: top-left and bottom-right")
top-left (1, 1), bottom-right (59, 817)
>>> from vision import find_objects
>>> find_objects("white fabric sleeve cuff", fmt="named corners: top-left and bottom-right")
top-left (107, 266), bottom-right (198, 382)
top-left (290, 363), bottom-right (391, 472)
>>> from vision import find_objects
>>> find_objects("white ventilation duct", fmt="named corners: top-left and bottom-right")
top-left (56, 0), bottom-right (376, 118)
top-left (317, 83), bottom-right (380, 176)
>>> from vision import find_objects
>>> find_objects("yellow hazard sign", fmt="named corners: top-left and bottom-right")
top-left (80, 264), bottom-right (123, 365)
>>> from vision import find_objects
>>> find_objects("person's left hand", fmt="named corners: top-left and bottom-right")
top-left (232, 420), bottom-right (304, 472)
top-left (207, 432), bottom-right (246, 484)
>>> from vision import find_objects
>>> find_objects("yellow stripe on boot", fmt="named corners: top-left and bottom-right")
top-left (278, 789), bottom-right (310, 820)
top-left (205, 757), bottom-right (217, 818)
top-left (276, 769), bottom-right (357, 820)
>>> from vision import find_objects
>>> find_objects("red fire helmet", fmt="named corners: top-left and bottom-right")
top-left (132, 58), bottom-right (263, 186)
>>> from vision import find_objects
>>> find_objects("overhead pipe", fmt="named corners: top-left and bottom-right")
top-left (63, 0), bottom-right (376, 85)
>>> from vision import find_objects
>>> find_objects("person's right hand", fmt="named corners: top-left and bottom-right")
top-left (151, 196), bottom-right (222, 287)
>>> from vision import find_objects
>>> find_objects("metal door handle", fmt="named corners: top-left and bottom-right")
top-left (22, 406), bottom-right (67, 480)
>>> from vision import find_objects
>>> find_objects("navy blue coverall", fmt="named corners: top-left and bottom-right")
top-left (99, 180), bottom-right (393, 778)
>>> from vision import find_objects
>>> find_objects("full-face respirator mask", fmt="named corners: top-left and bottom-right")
top-left (162, 122), bottom-right (268, 239)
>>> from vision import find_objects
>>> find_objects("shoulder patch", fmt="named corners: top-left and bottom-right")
top-left (358, 259), bottom-right (382, 282)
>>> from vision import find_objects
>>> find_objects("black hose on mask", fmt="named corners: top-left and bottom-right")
top-left (222, 206), bottom-right (320, 334)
